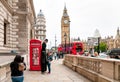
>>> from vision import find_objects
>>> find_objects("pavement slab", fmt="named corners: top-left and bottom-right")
top-left (23, 59), bottom-right (91, 82)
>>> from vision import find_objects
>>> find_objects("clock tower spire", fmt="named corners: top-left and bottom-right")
top-left (61, 4), bottom-right (70, 45)
top-left (63, 3), bottom-right (68, 17)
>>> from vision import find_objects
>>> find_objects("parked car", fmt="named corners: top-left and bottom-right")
top-left (107, 48), bottom-right (120, 59)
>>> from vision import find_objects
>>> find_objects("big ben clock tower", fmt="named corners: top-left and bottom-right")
top-left (61, 5), bottom-right (70, 44)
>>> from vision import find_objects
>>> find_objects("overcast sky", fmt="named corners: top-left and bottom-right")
top-left (33, 0), bottom-right (120, 48)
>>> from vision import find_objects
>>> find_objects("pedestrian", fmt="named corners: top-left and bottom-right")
top-left (10, 55), bottom-right (26, 82)
top-left (57, 52), bottom-right (60, 59)
top-left (41, 39), bottom-right (48, 74)
top-left (56, 52), bottom-right (59, 60)
top-left (60, 52), bottom-right (64, 58)
top-left (94, 52), bottom-right (99, 57)
top-left (54, 52), bottom-right (57, 60)
top-left (61, 52), bottom-right (64, 58)
top-left (47, 51), bottom-right (53, 74)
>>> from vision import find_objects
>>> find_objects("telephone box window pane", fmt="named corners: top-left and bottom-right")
top-left (32, 48), bottom-right (39, 65)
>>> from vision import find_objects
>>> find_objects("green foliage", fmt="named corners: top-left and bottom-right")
top-left (94, 42), bottom-right (107, 52)
top-left (100, 42), bottom-right (107, 52)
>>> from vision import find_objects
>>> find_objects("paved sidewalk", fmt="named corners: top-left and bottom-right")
top-left (23, 59), bottom-right (91, 82)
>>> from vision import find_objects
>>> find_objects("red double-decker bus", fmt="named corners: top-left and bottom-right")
top-left (58, 41), bottom-right (84, 55)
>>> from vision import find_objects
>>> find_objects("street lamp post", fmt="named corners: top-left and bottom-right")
top-left (64, 33), bottom-right (67, 54)
top-left (97, 37), bottom-right (100, 55)
top-left (55, 34), bottom-right (57, 52)
top-left (69, 21), bottom-right (71, 54)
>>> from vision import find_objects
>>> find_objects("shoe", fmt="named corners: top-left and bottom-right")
top-left (41, 72), bottom-right (45, 74)
top-left (48, 72), bottom-right (50, 74)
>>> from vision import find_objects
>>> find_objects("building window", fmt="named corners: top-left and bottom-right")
top-left (4, 19), bottom-right (10, 45)
top-left (4, 22), bottom-right (7, 45)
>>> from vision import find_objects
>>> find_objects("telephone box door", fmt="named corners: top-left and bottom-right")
top-left (30, 39), bottom-right (41, 71)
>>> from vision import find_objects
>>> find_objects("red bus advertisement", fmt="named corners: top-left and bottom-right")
top-left (58, 41), bottom-right (84, 55)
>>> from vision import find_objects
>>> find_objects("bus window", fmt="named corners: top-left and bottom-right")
top-left (76, 48), bottom-right (82, 52)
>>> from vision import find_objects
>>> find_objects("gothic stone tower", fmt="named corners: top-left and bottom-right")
top-left (114, 27), bottom-right (120, 48)
top-left (61, 5), bottom-right (70, 44)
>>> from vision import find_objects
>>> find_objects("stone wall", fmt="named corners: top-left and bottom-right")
top-left (0, 60), bottom-right (12, 82)
top-left (0, 1), bottom-right (14, 52)
top-left (63, 55), bottom-right (120, 82)
top-left (13, 0), bottom-right (30, 53)
top-left (0, 0), bottom-right (35, 54)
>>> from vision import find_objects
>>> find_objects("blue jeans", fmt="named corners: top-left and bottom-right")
top-left (11, 76), bottom-right (24, 82)
top-left (47, 62), bottom-right (51, 73)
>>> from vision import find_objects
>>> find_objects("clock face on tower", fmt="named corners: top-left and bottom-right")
top-left (64, 20), bottom-right (68, 24)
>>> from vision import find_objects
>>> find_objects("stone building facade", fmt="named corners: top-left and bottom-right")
top-left (102, 28), bottom-right (120, 50)
top-left (0, 0), bottom-right (35, 54)
top-left (83, 28), bottom-right (120, 52)
top-left (34, 10), bottom-right (46, 41)
top-left (102, 36), bottom-right (114, 50)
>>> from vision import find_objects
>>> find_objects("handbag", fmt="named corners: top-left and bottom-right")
top-left (18, 63), bottom-right (25, 71)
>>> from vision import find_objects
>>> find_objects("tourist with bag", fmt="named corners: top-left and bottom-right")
top-left (10, 55), bottom-right (26, 82)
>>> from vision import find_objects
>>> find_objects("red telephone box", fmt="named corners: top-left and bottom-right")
top-left (30, 39), bottom-right (41, 71)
